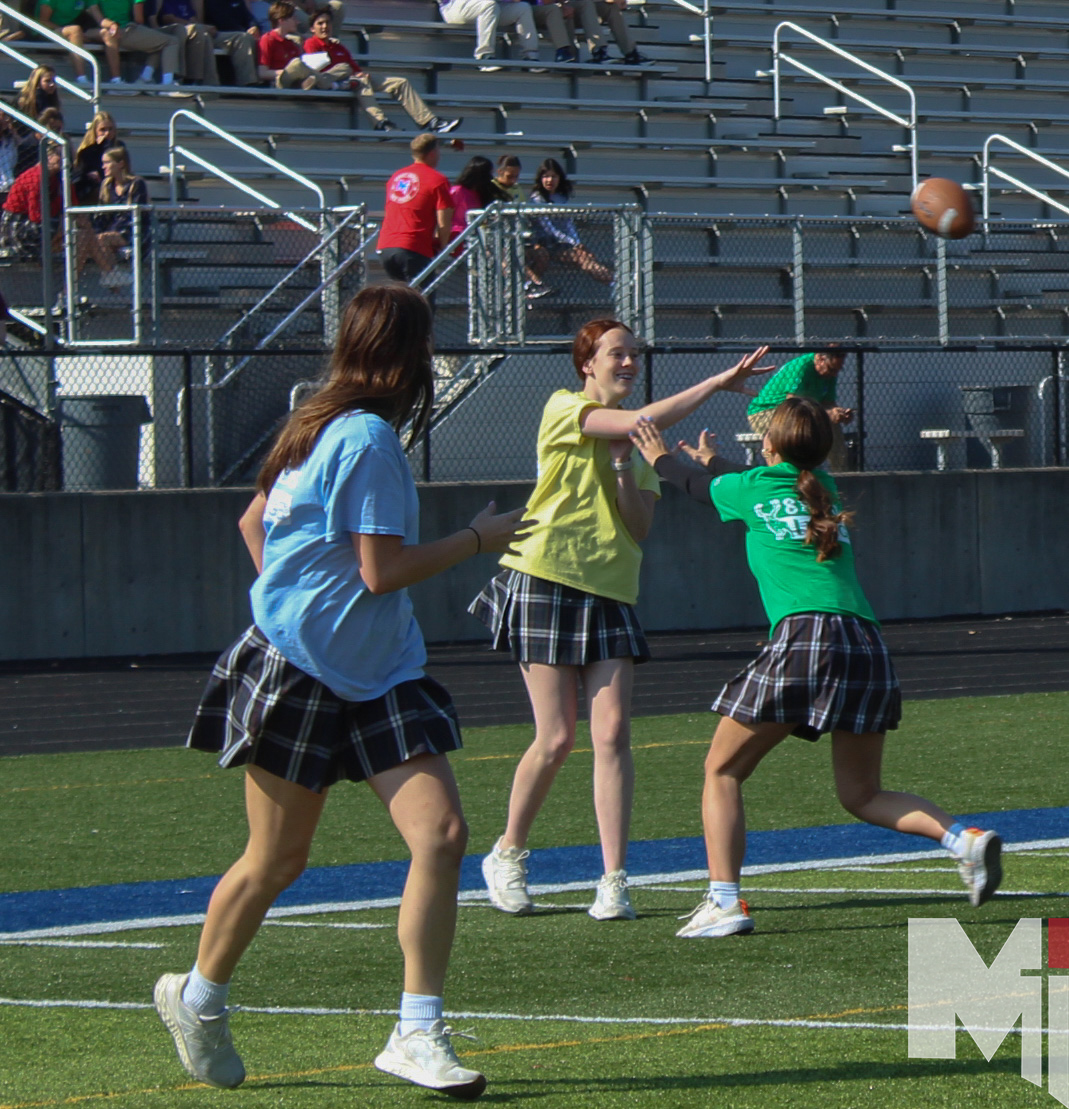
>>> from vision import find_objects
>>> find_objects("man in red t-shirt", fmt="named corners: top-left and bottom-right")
top-left (377, 133), bottom-right (453, 283)
top-left (303, 8), bottom-right (461, 133)
top-left (257, 0), bottom-right (332, 88)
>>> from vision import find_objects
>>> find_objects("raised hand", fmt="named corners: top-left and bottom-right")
top-left (628, 416), bottom-right (670, 466)
top-left (677, 428), bottom-right (718, 467)
top-left (716, 345), bottom-right (777, 395)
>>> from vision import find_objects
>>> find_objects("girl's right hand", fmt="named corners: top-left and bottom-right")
top-left (468, 501), bottom-right (534, 555)
top-left (677, 428), bottom-right (718, 467)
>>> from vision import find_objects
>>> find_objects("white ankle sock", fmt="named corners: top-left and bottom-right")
top-left (399, 992), bottom-right (443, 1036)
top-left (182, 964), bottom-right (229, 1016)
top-left (941, 822), bottom-right (967, 857)
top-left (709, 881), bottom-right (740, 908)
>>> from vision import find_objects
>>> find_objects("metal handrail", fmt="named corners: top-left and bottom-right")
top-left (769, 21), bottom-right (918, 191)
top-left (662, 0), bottom-right (713, 85)
top-left (981, 134), bottom-right (1069, 231)
top-left (413, 202), bottom-right (504, 294)
top-left (168, 110), bottom-right (325, 229)
top-left (0, 1), bottom-right (99, 107)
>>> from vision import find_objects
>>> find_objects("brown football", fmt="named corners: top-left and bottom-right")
top-left (910, 177), bottom-right (975, 239)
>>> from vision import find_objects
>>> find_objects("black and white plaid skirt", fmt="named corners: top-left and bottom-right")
top-left (187, 625), bottom-right (462, 792)
top-left (711, 612), bottom-right (901, 741)
top-left (468, 569), bottom-right (650, 665)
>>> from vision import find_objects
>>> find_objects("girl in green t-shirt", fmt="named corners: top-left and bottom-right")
top-left (471, 319), bottom-right (774, 923)
top-left (630, 398), bottom-right (1003, 939)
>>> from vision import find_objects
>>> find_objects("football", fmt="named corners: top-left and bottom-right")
top-left (910, 177), bottom-right (975, 239)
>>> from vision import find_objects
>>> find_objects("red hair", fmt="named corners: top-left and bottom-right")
top-left (571, 318), bottom-right (633, 381)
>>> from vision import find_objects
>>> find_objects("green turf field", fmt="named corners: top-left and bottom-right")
top-left (1, 692), bottom-right (1067, 1108)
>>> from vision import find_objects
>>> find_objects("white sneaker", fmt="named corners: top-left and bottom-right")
top-left (481, 838), bottom-right (533, 915)
top-left (375, 1020), bottom-right (487, 1099)
top-left (957, 827), bottom-right (1002, 907)
top-left (153, 973), bottom-right (245, 1088)
top-left (588, 869), bottom-right (636, 920)
top-left (676, 896), bottom-right (755, 938)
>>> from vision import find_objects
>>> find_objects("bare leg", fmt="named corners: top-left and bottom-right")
top-left (195, 765), bottom-right (326, 984)
top-left (583, 657), bottom-right (634, 873)
top-left (500, 662), bottom-right (579, 850)
top-left (61, 26), bottom-right (87, 77)
top-left (701, 717), bottom-right (792, 881)
top-left (367, 754), bottom-right (468, 997)
top-left (831, 731), bottom-right (954, 840)
top-left (561, 243), bottom-right (612, 284)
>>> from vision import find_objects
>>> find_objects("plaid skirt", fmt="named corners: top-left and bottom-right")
top-left (468, 569), bottom-right (650, 665)
top-left (187, 625), bottom-right (462, 792)
top-left (711, 612), bottom-right (901, 741)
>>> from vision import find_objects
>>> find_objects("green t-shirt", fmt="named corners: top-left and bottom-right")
top-left (710, 462), bottom-right (876, 634)
top-left (96, 0), bottom-right (134, 23)
top-left (499, 389), bottom-right (660, 605)
top-left (37, 0), bottom-right (86, 24)
top-left (747, 352), bottom-right (837, 416)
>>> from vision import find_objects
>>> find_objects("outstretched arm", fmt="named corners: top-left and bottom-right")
top-left (630, 420), bottom-right (739, 506)
top-left (355, 500), bottom-right (532, 594)
top-left (581, 346), bottom-right (775, 440)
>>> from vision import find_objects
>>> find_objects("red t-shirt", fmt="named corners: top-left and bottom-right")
top-left (377, 161), bottom-right (452, 259)
top-left (302, 34), bottom-right (361, 72)
top-left (259, 28), bottom-right (301, 70)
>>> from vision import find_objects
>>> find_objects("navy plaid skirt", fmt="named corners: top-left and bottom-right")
top-left (711, 612), bottom-right (901, 741)
top-left (468, 569), bottom-right (650, 665)
top-left (187, 626), bottom-right (462, 792)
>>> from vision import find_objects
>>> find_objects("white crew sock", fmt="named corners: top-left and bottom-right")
top-left (709, 881), bottom-right (740, 908)
top-left (941, 821), bottom-right (967, 857)
top-left (181, 963), bottom-right (229, 1016)
top-left (399, 992), bottom-right (443, 1036)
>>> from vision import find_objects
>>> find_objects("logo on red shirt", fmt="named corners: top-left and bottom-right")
top-left (388, 172), bottom-right (422, 205)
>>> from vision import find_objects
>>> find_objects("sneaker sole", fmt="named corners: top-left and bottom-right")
top-left (153, 975), bottom-right (244, 1089)
top-left (481, 853), bottom-right (534, 915)
top-left (588, 905), bottom-right (637, 921)
top-left (676, 917), bottom-right (755, 938)
top-left (972, 834), bottom-right (1003, 907)
top-left (374, 1053), bottom-right (487, 1100)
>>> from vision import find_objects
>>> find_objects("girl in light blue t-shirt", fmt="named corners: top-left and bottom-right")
top-left (153, 285), bottom-right (527, 1100)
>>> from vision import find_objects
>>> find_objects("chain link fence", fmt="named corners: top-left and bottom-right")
top-left (0, 343), bottom-right (1063, 489)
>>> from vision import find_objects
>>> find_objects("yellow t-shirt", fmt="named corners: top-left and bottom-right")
top-left (499, 389), bottom-right (660, 605)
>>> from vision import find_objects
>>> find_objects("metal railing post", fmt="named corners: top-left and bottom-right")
top-left (792, 219), bottom-right (805, 344)
top-left (855, 349), bottom-right (865, 472)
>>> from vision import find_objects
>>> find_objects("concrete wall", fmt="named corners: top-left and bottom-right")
top-left (3, 469), bottom-right (1067, 660)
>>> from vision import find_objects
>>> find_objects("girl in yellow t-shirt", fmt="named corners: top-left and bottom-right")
top-left (470, 318), bottom-right (773, 921)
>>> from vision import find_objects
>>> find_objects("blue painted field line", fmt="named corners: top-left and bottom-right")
top-left (1, 806), bottom-right (1065, 935)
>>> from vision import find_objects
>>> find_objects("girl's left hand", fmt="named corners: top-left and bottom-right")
top-left (629, 416), bottom-right (669, 465)
top-left (719, 345), bottom-right (776, 394)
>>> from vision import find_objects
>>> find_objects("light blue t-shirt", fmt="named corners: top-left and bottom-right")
top-left (250, 411), bottom-right (426, 702)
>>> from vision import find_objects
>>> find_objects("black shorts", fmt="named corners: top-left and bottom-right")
top-left (711, 612), bottom-right (901, 741)
top-left (187, 625), bottom-right (462, 792)
top-left (468, 569), bottom-right (649, 666)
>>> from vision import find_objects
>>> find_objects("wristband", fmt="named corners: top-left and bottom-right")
top-left (610, 459), bottom-right (633, 472)
top-left (466, 525), bottom-right (481, 553)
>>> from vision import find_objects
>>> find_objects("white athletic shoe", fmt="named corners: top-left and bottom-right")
top-left (375, 1020), bottom-right (487, 1100)
top-left (482, 838), bottom-right (534, 915)
top-left (957, 827), bottom-right (1002, 907)
top-left (676, 896), bottom-right (755, 938)
top-left (588, 869), bottom-right (636, 920)
top-left (153, 972), bottom-right (245, 1088)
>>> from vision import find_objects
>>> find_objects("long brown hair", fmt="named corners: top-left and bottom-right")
top-left (257, 285), bottom-right (434, 495)
top-left (17, 66), bottom-right (56, 120)
top-left (767, 397), bottom-right (852, 562)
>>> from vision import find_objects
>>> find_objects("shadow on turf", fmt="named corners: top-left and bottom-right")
top-left (467, 1055), bottom-right (1029, 1100)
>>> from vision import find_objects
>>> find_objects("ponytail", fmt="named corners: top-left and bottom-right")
top-left (795, 468), bottom-right (851, 561)
top-left (767, 395), bottom-right (854, 561)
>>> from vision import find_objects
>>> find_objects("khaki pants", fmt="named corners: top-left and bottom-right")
top-left (353, 72), bottom-right (434, 128)
top-left (276, 57), bottom-right (334, 88)
top-left (748, 408), bottom-right (849, 472)
top-left (116, 22), bottom-right (180, 76)
top-left (210, 29), bottom-right (258, 86)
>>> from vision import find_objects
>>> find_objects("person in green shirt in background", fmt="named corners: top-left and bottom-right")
top-left (747, 347), bottom-right (853, 471)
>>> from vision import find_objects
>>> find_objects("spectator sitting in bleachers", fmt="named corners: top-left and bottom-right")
top-left (199, 0), bottom-right (263, 84)
top-left (35, 0), bottom-right (112, 86)
top-left (17, 66), bottom-right (61, 121)
top-left (287, 0), bottom-right (338, 37)
top-left (154, 0), bottom-right (260, 84)
top-left (258, 0), bottom-right (331, 88)
top-left (529, 0), bottom-right (575, 63)
top-left (526, 156), bottom-right (612, 293)
top-left (0, 113), bottom-right (18, 205)
top-left (94, 146), bottom-right (147, 284)
top-left (567, 0), bottom-right (648, 65)
top-left (148, 0), bottom-right (216, 84)
top-left (489, 153), bottom-right (521, 202)
top-left (81, 0), bottom-right (184, 89)
top-left (449, 155), bottom-right (494, 248)
top-left (16, 107), bottom-right (64, 177)
top-left (302, 9), bottom-right (461, 132)
top-left (436, 0), bottom-right (541, 72)
top-left (73, 110), bottom-right (126, 202)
